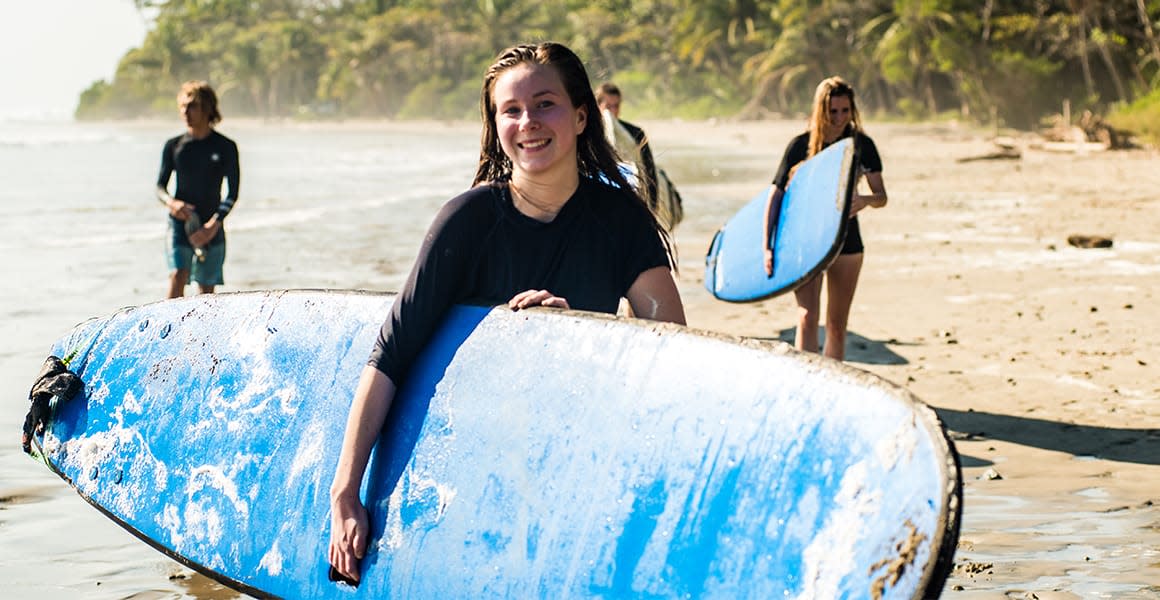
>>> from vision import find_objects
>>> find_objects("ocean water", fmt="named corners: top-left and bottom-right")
top-left (0, 118), bottom-right (484, 298)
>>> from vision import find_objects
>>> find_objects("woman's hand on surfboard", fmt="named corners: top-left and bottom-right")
top-left (763, 248), bottom-right (774, 277)
top-left (849, 194), bottom-right (869, 216)
top-left (508, 290), bottom-right (570, 311)
top-left (328, 491), bottom-right (368, 584)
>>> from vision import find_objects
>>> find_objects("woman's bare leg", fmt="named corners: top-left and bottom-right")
top-left (822, 253), bottom-right (863, 360)
top-left (793, 274), bottom-right (823, 353)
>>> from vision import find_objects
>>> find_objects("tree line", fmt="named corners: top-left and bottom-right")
top-left (77, 0), bottom-right (1160, 132)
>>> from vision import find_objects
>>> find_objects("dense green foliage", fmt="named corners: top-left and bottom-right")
top-left (1108, 86), bottom-right (1160, 143)
top-left (76, 0), bottom-right (1160, 131)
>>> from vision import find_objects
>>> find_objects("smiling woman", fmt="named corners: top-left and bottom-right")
top-left (0, 0), bottom-right (145, 118)
top-left (492, 63), bottom-right (586, 202)
top-left (326, 41), bottom-right (687, 585)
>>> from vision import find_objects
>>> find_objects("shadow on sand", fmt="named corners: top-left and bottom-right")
top-left (746, 327), bottom-right (910, 366)
top-left (743, 328), bottom-right (1159, 466)
top-left (934, 407), bottom-right (1160, 466)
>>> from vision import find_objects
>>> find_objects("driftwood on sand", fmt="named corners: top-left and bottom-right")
top-left (1067, 234), bottom-right (1114, 249)
top-left (1037, 103), bottom-right (1135, 151)
top-left (957, 137), bottom-right (1022, 163)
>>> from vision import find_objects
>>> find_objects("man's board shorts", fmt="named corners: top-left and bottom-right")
top-left (166, 218), bottom-right (226, 285)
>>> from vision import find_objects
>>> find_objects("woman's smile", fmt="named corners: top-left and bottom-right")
top-left (519, 138), bottom-right (551, 151)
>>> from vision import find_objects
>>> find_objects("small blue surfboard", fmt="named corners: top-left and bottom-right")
top-left (705, 137), bottom-right (857, 302)
top-left (27, 290), bottom-right (960, 599)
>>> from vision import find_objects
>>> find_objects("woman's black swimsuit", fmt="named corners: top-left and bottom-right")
top-left (771, 128), bottom-right (882, 254)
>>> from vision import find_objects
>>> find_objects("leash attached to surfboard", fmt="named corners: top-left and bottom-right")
top-left (21, 355), bottom-right (83, 459)
top-left (184, 213), bottom-right (207, 262)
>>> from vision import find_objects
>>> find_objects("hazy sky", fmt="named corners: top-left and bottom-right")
top-left (1, 0), bottom-right (147, 118)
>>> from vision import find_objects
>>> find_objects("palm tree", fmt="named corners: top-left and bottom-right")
top-left (1136, 0), bottom-right (1160, 78)
top-left (740, 0), bottom-right (858, 116)
top-left (861, 0), bottom-right (963, 116)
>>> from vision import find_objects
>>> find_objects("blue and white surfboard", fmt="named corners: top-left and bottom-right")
top-left (29, 290), bottom-right (960, 599)
top-left (705, 138), bottom-right (857, 302)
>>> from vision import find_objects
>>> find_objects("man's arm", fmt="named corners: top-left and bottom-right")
top-left (155, 141), bottom-right (192, 220)
top-left (155, 140), bottom-right (175, 206)
top-left (215, 139), bottom-right (241, 222)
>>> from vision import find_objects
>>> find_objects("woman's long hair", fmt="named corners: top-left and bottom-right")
top-left (806, 76), bottom-right (862, 158)
top-left (473, 42), bottom-right (675, 269)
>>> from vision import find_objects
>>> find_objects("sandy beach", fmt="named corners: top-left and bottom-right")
top-left (650, 118), bottom-right (1160, 597)
top-left (2, 117), bottom-right (1158, 598)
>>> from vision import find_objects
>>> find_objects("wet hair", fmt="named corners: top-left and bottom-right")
top-left (473, 42), bottom-right (674, 270)
top-left (179, 80), bottom-right (222, 125)
top-left (474, 43), bottom-right (629, 189)
top-left (806, 76), bottom-right (862, 158)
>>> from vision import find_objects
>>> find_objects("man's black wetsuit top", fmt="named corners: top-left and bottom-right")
top-left (368, 178), bottom-right (669, 387)
top-left (772, 127), bottom-right (882, 254)
top-left (157, 130), bottom-right (240, 245)
top-left (619, 119), bottom-right (658, 210)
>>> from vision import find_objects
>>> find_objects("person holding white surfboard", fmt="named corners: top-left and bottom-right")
top-left (327, 42), bottom-right (686, 585)
top-left (763, 76), bottom-right (887, 361)
top-left (596, 83), bottom-right (658, 206)
top-left (596, 82), bottom-right (684, 232)
top-left (155, 80), bottom-right (240, 299)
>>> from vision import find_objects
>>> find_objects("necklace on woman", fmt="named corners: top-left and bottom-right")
top-left (509, 180), bottom-right (567, 222)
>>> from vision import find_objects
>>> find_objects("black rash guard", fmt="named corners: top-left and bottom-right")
top-left (157, 130), bottom-right (240, 244)
top-left (772, 128), bottom-right (882, 254)
top-left (368, 177), bottom-right (669, 387)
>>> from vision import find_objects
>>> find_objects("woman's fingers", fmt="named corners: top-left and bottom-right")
top-left (508, 290), bottom-right (569, 310)
top-left (329, 495), bottom-right (368, 584)
top-left (540, 295), bottom-right (569, 309)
